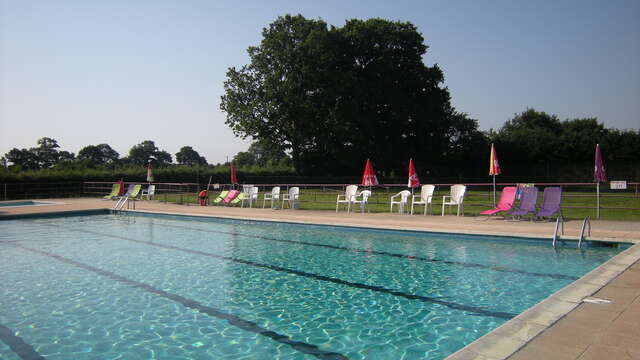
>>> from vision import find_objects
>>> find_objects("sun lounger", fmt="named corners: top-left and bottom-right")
top-left (103, 183), bottom-right (121, 200)
top-left (212, 190), bottom-right (229, 205)
top-left (509, 187), bottom-right (538, 220)
top-left (536, 187), bottom-right (562, 220)
top-left (480, 186), bottom-right (517, 217)
top-left (223, 190), bottom-right (240, 204)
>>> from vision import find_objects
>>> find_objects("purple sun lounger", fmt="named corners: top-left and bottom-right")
top-left (480, 186), bottom-right (517, 216)
top-left (509, 187), bottom-right (539, 220)
top-left (535, 187), bottom-right (562, 220)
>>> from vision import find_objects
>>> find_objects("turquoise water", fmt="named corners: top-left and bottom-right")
top-left (0, 201), bottom-right (54, 207)
top-left (0, 213), bottom-right (629, 360)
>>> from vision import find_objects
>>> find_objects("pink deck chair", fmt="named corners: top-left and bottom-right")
top-left (222, 190), bottom-right (240, 204)
top-left (480, 187), bottom-right (517, 216)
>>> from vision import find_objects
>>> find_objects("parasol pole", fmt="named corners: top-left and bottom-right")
top-left (492, 174), bottom-right (496, 207)
top-left (596, 181), bottom-right (600, 219)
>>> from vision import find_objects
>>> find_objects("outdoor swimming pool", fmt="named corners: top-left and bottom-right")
top-left (0, 212), bottom-right (630, 360)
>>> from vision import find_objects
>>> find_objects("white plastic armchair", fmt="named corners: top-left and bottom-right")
top-left (352, 190), bottom-right (372, 213)
top-left (411, 184), bottom-right (435, 215)
top-left (390, 190), bottom-right (412, 214)
top-left (442, 184), bottom-right (466, 216)
top-left (282, 187), bottom-right (300, 209)
top-left (241, 186), bottom-right (259, 208)
top-left (141, 184), bottom-right (156, 200)
top-left (336, 185), bottom-right (358, 212)
top-left (263, 186), bottom-right (280, 209)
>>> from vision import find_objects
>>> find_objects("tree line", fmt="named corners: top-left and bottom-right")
top-left (2, 139), bottom-right (209, 171)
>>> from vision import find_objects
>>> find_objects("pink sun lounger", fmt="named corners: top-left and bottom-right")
top-left (480, 186), bottom-right (517, 216)
top-left (223, 190), bottom-right (240, 204)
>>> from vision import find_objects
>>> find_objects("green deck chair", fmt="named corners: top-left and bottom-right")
top-left (212, 190), bottom-right (229, 205)
top-left (129, 184), bottom-right (142, 199)
top-left (103, 184), bottom-right (121, 200)
top-left (230, 192), bottom-right (246, 206)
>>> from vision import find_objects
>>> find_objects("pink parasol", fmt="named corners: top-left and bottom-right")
top-left (594, 143), bottom-right (607, 183)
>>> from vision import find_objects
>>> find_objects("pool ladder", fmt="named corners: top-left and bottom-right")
top-left (552, 216), bottom-right (564, 248)
top-left (552, 216), bottom-right (590, 249)
top-left (577, 217), bottom-right (590, 249)
top-left (113, 196), bottom-right (131, 211)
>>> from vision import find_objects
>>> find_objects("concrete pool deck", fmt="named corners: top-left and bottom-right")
top-left (1, 197), bottom-right (639, 360)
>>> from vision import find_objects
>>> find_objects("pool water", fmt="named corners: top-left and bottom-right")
top-left (0, 200), bottom-right (58, 208)
top-left (0, 213), bottom-right (629, 360)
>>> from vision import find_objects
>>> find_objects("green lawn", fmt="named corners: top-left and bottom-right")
top-left (154, 188), bottom-right (640, 221)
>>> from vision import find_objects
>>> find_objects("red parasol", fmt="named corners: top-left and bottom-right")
top-left (361, 159), bottom-right (379, 186)
top-left (407, 158), bottom-right (420, 188)
top-left (230, 162), bottom-right (238, 185)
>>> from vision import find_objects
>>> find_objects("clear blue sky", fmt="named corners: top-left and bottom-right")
top-left (1, 0), bottom-right (639, 164)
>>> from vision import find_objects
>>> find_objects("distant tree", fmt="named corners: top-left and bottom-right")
top-left (233, 140), bottom-right (290, 167)
top-left (175, 146), bottom-right (207, 166)
top-left (558, 118), bottom-right (606, 162)
top-left (3, 137), bottom-right (74, 169)
top-left (77, 144), bottom-right (120, 165)
top-left (4, 148), bottom-right (40, 170)
top-left (493, 109), bottom-right (564, 164)
top-left (127, 140), bottom-right (172, 167)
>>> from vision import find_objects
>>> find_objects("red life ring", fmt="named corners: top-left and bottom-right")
top-left (198, 190), bottom-right (208, 206)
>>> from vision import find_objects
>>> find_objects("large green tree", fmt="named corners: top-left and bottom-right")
top-left (175, 146), bottom-right (207, 166)
top-left (4, 137), bottom-right (74, 170)
top-left (221, 15), bottom-right (474, 175)
top-left (77, 144), bottom-right (120, 166)
top-left (127, 140), bottom-right (172, 167)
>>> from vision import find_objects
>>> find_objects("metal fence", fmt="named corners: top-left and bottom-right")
top-left (3, 181), bottom-right (638, 219)
top-left (79, 181), bottom-right (639, 219)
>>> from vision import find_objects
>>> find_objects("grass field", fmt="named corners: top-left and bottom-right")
top-left (155, 187), bottom-right (640, 221)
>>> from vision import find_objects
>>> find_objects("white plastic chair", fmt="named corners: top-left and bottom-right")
top-left (281, 187), bottom-right (299, 209)
top-left (141, 184), bottom-right (156, 200)
top-left (263, 186), bottom-right (280, 209)
top-left (442, 184), bottom-right (466, 216)
top-left (390, 190), bottom-right (411, 214)
top-left (241, 186), bottom-right (259, 208)
top-left (336, 185), bottom-right (358, 212)
top-left (352, 190), bottom-right (372, 213)
top-left (411, 184), bottom-right (435, 215)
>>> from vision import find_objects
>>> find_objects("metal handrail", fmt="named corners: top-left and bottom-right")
top-left (578, 217), bottom-right (591, 248)
top-left (113, 197), bottom-right (129, 211)
top-left (552, 215), bottom-right (564, 247)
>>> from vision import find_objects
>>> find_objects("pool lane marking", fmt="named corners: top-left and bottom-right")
top-left (45, 224), bottom-right (517, 319)
top-left (9, 244), bottom-right (348, 360)
top-left (140, 220), bottom-right (579, 281)
top-left (0, 324), bottom-right (46, 360)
